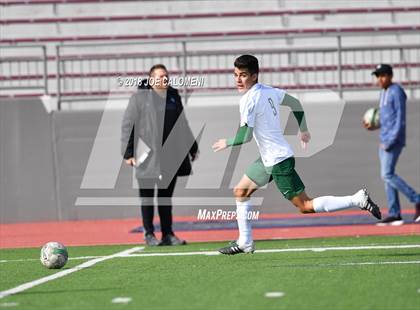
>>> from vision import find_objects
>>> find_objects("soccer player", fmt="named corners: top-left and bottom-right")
top-left (212, 55), bottom-right (381, 255)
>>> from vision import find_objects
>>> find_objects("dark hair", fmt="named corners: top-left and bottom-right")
top-left (234, 55), bottom-right (259, 75)
top-left (149, 64), bottom-right (168, 77)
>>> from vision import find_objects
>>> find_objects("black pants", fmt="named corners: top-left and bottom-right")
top-left (138, 177), bottom-right (177, 237)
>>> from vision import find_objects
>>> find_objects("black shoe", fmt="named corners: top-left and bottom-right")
top-left (160, 234), bottom-right (187, 246)
top-left (376, 215), bottom-right (404, 226)
top-left (218, 242), bottom-right (255, 255)
top-left (144, 233), bottom-right (160, 246)
top-left (414, 203), bottom-right (420, 223)
top-left (357, 189), bottom-right (382, 219)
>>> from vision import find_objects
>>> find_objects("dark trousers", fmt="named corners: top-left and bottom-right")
top-left (138, 177), bottom-right (177, 237)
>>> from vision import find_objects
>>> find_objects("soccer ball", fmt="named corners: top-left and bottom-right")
top-left (40, 242), bottom-right (68, 269)
top-left (363, 107), bottom-right (380, 130)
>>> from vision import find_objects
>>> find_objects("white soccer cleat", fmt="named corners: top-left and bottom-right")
top-left (218, 241), bottom-right (255, 255)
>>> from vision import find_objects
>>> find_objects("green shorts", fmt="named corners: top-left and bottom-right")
top-left (245, 157), bottom-right (305, 200)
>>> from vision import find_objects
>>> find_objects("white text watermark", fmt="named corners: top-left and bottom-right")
top-left (116, 76), bottom-right (205, 88)
top-left (197, 209), bottom-right (260, 221)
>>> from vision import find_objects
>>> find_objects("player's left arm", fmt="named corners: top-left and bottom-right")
top-left (281, 94), bottom-right (311, 147)
top-left (212, 124), bottom-right (253, 152)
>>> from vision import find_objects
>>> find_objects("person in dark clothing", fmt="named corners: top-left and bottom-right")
top-left (121, 64), bottom-right (199, 245)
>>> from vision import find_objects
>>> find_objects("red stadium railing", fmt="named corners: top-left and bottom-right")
top-left (2, 6), bottom-right (419, 24)
top-left (1, 25), bottom-right (419, 44)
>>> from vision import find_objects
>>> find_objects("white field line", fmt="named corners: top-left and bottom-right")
top-left (1, 244), bottom-right (419, 263)
top-left (338, 260), bottom-right (420, 266)
top-left (111, 297), bottom-right (132, 304)
top-left (0, 256), bottom-right (103, 263)
top-left (255, 244), bottom-right (420, 254)
top-left (125, 244), bottom-right (420, 257)
top-left (0, 247), bottom-right (144, 300)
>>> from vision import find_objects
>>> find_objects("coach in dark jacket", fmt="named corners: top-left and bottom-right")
top-left (121, 64), bottom-right (199, 246)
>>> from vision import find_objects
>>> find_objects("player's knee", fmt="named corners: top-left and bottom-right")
top-left (233, 187), bottom-right (248, 199)
top-left (304, 200), bottom-right (315, 213)
top-left (300, 206), bottom-right (314, 214)
top-left (294, 200), bottom-right (314, 214)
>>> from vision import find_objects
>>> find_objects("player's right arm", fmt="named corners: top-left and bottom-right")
top-left (212, 125), bottom-right (253, 152)
top-left (213, 93), bottom-right (256, 152)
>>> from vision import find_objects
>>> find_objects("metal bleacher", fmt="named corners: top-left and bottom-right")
top-left (1, 0), bottom-right (419, 108)
top-left (2, 6), bottom-right (419, 26)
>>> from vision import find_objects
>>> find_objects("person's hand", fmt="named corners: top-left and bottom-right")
top-left (212, 139), bottom-right (228, 152)
top-left (125, 157), bottom-right (137, 166)
top-left (380, 143), bottom-right (389, 150)
top-left (190, 151), bottom-right (200, 162)
top-left (363, 120), bottom-right (374, 131)
top-left (299, 131), bottom-right (311, 149)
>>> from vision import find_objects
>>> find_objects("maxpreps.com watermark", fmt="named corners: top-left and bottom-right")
top-left (197, 209), bottom-right (260, 221)
top-left (117, 76), bottom-right (205, 88)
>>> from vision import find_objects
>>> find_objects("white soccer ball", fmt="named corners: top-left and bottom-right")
top-left (363, 107), bottom-right (380, 130)
top-left (40, 242), bottom-right (68, 269)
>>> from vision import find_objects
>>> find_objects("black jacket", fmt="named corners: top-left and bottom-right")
top-left (121, 80), bottom-right (198, 180)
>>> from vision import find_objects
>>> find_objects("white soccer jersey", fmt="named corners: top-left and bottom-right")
top-left (239, 83), bottom-right (294, 167)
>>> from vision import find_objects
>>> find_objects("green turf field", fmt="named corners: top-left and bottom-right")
top-left (1, 235), bottom-right (419, 310)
